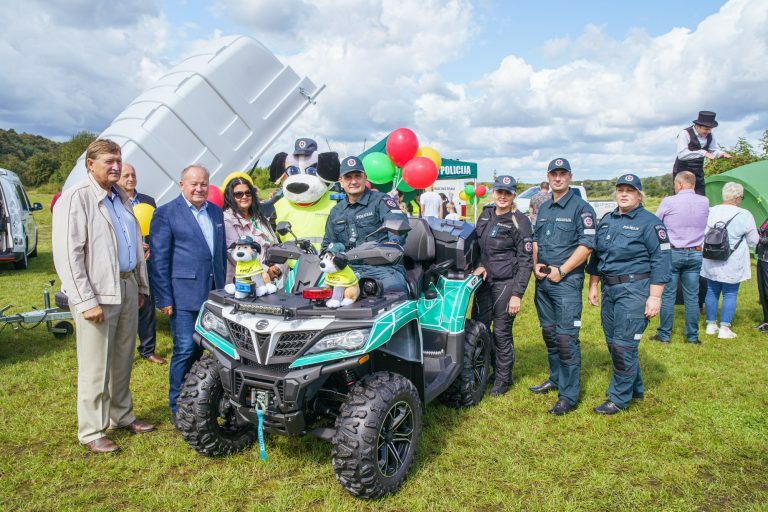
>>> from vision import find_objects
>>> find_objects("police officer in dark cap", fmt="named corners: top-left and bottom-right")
top-left (473, 176), bottom-right (534, 396)
top-left (673, 111), bottom-right (732, 195)
top-left (530, 158), bottom-right (597, 415)
top-left (587, 174), bottom-right (671, 414)
top-left (322, 156), bottom-right (409, 293)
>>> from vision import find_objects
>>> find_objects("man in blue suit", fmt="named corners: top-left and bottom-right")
top-left (149, 165), bottom-right (226, 423)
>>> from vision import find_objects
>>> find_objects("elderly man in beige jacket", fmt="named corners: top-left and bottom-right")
top-left (52, 139), bottom-right (155, 453)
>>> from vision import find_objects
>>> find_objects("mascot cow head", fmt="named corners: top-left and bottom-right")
top-left (269, 138), bottom-right (340, 206)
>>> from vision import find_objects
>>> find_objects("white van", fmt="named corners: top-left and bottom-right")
top-left (0, 168), bottom-right (42, 269)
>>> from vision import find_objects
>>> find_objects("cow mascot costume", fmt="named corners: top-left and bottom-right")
top-left (268, 138), bottom-right (340, 249)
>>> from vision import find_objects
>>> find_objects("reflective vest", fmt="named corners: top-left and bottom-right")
top-left (323, 266), bottom-right (358, 287)
top-left (273, 191), bottom-right (336, 250)
top-left (235, 258), bottom-right (265, 284)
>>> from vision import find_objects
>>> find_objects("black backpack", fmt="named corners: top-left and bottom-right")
top-left (703, 213), bottom-right (744, 261)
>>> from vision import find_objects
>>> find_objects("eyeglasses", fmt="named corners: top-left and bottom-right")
top-left (233, 191), bottom-right (252, 199)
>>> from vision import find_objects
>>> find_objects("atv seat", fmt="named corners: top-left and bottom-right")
top-left (403, 217), bottom-right (435, 299)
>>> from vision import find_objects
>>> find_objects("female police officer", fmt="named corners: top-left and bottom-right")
top-left (587, 174), bottom-right (671, 414)
top-left (473, 176), bottom-right (534, 396)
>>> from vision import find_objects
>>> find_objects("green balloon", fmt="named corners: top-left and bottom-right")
top-left (464, 184), bottom-right (475, 197)
top-left (397, 179), bottom-right (414, 192)
top-left (362, 152), bottom-right (396, 184)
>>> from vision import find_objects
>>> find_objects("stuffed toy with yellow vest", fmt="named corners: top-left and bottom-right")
top-left (318, 251), bottom-right (360, 308)
top-left (224, 235), bottom-right (278, 299)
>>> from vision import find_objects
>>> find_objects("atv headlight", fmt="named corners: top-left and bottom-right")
top-left (201, 310), bottom-right (229, 338)
top-left (305, 329), bottom-right (370, 355)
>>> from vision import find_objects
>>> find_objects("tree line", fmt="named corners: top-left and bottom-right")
top-left (1, 127), bottom-right (766, 195)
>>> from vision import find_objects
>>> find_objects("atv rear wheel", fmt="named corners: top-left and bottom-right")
top-left (332, 372), bottom-right (423, 499)
top-left (177, 353), bottom-right (257, 456)
top-left (439, 319), bottom-right (491, 407)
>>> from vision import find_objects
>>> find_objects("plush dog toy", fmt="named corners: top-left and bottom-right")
top-left (318, 251), bottom-right (360, 308)
top-left (266, 138), bottom-right (340, 250)
top-left (224, 235), bottom-right (278, 298)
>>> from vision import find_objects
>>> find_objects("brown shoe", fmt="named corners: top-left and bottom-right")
top-left (144, 354), bottom-right (167, 364)
top-left (86, 437), bottom-right (120, 453)
top-left (125, 419), bottom-right (156, 434)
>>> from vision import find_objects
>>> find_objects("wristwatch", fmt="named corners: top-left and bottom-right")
top-left (558, 267), bottom-right (566, 279)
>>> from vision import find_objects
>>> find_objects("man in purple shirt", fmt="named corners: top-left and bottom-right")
top-left (652, 171), bottom-right (710, 343)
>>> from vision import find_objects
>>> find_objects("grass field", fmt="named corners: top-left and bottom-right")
top-left (1, 193), bottom-right (766, 511)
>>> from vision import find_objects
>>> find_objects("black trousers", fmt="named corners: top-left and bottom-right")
top-left (137, 290), bottom-right (157, 357)
top-left (475, 280), bottom-right (516, 385)
top-left (758, 260), bottom-right (768, 323)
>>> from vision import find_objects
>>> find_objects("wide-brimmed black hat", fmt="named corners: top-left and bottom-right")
top-left (693, 111), bottom-right (718, 128)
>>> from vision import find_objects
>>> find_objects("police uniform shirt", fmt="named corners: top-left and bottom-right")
top-left (586, 205), bottom-right (671, 284)
top-left (475, 204), bottom-right (534, 296)
top-left (533, 188), bottom-right (596, 268)
top-left (323, 188), bottom-right (407, 250)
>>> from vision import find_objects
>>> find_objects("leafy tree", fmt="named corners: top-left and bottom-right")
top-left (704, 135), bottom-right (763, 177)
top-left (48, 131), bottom-right (97, 184)
top-left (25, 152), bottom-right (60, 186)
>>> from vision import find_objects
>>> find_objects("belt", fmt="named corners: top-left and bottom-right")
top-left (601, 272), bottom-right (651, 285)
top-left (119, 271), bottom-right (135, 279)
top-left (672, 245), bottom-right (702, 251)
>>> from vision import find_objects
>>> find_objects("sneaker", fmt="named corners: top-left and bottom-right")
top-left (717, 325), bottom-right (737, 339)
top-left (705, 322), bottom-right (719, 335)
top-left (753, 322), bottom-right (768, 330)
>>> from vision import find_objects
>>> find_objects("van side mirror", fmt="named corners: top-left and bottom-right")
top-left (31, 203), bottom-right (43, 211)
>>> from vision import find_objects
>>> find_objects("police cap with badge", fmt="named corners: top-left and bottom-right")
top-left (616, 173), bottom-right (642, 191)
top-left (494, 175), bottom-right (517, 193)
top-left (293, 138), bottom-right (318, 156)
top-left (547, 157), bottom-right (571, 173)
top-left (340, 156), bottom-right (365, 176)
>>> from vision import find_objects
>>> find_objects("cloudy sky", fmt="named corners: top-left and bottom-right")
top-left (1, 0), bottom-right (766, 181)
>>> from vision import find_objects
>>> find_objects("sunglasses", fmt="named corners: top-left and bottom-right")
top-left (233, 190), bottom-right (252, 199)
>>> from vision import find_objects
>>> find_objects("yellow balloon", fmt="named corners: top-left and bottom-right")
top-left (458, 190), bottom-right (469, 201)
top-left (416, 146), bottom-right (441, 170)
top-left (133, 203), bottom-right (155, 237)
top-left (221, 171), bottom-right (254, 193)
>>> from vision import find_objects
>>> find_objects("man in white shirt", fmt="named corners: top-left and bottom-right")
top-left (419, 185), bottom-right (443, 218)
top-left (673, 111), bottom-right (731, 195)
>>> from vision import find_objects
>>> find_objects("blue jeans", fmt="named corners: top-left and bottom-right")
top-left (657, 250), bottom-right (702, 341)
top-left (705, 280), bottom-right (740, 326)
top-left (169, 309), bottom-right (204, 415)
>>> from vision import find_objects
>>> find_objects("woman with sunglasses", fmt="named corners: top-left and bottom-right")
top-left (223, 177), bottom-right (283, 285)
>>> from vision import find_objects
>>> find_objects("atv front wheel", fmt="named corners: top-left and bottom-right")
top-left (332, 372), bottom-right (423, 499)
top-left (177, 353), bottom-right (257, 456)
top-left (439, 319), bottom-right (491, 407)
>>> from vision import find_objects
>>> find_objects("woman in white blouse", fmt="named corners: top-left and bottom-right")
top-left (701, 182), bottom-right (759, 339)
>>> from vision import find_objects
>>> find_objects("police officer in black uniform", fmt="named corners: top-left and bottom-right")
top-left (587, 174), bottom-right (671, 414)
top-left (473, 176), bottom-right (534, 396)
top-left (322, 156), bottom-right (409, 293)
top-left (531, 158), bottom-right (596, 415)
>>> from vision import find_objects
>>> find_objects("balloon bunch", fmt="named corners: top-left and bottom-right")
top-left (362, 128), bottom-right (440, 194)
top-left (458, 183), bottom-right (488, 204)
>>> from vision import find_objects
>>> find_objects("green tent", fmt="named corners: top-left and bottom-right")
top-left (705, 160), bottom-right (768, 225)
top-left (359, 136), bottom-right (477, 180)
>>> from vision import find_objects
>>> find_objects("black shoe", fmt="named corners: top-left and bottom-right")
top-left (549, 399), bottom-right (576, 416)
top-left (490, 379), bottom-right (511, 397)
top-left (760, 325), bottom-right (768, 333)
top-left (686, 339), bottom-right (701, 345)
top-left (529, 381), bottom-right (557, 394)
top-left (753, 322), bottom-right (768, 330)
top-left (632, 393), bottom-right (644, 401)
top-left (594, 401), bottom-right (623, 415)
top-left (650, 334), bottom-right (669, 343)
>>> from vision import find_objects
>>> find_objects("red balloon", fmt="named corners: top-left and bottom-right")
top-left (475, 185), bottom-right (487, 198)
top-left (50, 192), bottom-right (62, 212)
top-left (386, 128), bottom-right (419, 168)
top-left (207, 185), bottom-right (224, 207)
top-left (402, 157), bottom-right (439, 190)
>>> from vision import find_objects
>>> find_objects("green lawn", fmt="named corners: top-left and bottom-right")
top-left (1, 193), bottom-right (766, 511)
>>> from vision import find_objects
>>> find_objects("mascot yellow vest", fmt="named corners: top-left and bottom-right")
top-left (324, 266), bottom-right (358, 287)
top-left (274, 191), bottom-right (336, 249)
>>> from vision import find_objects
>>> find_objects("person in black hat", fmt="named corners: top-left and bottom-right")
top-left (673, 111), bottom-right (731, 196)
top-left (530, 158), bottom-right (596, 416)
top-left (586, 174), bottom-right (671, 414)
top-left (472, 175), bottom-right (534, 396)
top-left (322, 156), bottom-right (409, 293)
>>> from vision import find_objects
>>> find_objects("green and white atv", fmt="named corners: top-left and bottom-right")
top-left (178, 217), bottom-right (491, 499)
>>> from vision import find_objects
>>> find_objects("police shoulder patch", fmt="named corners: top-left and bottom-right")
top-left (383, 197), bottom-right (399, 210)
top-left (523, 237), bottom-right (533, 254)
top-left (655, 224), bottom-right (671, 250)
